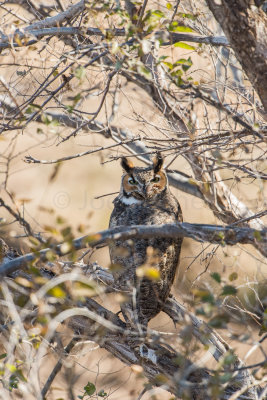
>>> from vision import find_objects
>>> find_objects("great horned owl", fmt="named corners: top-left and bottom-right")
top-left (109, 153), bottom-right (183, 335)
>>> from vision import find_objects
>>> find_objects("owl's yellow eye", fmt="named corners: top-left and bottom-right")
top-left (151, 176), bottom-right (160, 183)
top-left (128, 177), bottom-right (137, 185)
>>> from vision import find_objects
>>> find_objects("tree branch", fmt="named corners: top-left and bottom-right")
top-left (0, 222), bottom-right (266, 278)
top-left (25, 0), bottom-right (85, 31)
top-left (66, 297), bottom-right (257, 399)
top-left (206, 0), bottom-right (267, 114)
top-left (0, 21), bottom-right (229, 49)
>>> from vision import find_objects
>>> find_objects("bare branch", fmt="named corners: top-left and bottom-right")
top-left (206, 0), bottom-right (267, 114)
top-left (41, 338), bottom-right (77, 398)
top-left (0, 197), bottom-right (41, 242)
top-left (0, 29), bottom-right (229, 50)
top-left (24, 137), bottom-right (142, 164)
top-left (25, 0), bottom-right (84, 31)
top-left (0, 222), bottom-right (266, 278)
top-left (67, 298), bottom-right (257, 400)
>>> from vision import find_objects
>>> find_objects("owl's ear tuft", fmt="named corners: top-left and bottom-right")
top-left (153, 152), bottom-right (164, 173)
top-left (121, 157), bottom-right (134, 173)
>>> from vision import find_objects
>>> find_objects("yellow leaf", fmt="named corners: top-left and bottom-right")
top-left (174, 42), bottom-right (195, 50)
top-left (85, 234), bottom-right (102, 243)
top-left (136, 266), bottom-right (160, 281)
top-left (14, 34), bottom-right (22, 47)
top-left (188, 178), bottom-right (198, 186)
top-left (72, 282), bottom-right (96, 298)
top-left (47, 286), bottom-right (66, 298)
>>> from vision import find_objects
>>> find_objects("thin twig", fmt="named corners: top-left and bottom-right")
top-left (94, 191), bottom-right (119, 199)
top-left (41, 338), bottom-right (78, 398)
top-left (25, 137), bottom-right (142, 164)
top-left (228, 210), bottom-right (267, 226)
top-left (136, 0), bottom-right (148, 28)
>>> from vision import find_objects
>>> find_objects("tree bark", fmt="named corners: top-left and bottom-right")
top-left (206, 0), bottom-right (267, 115)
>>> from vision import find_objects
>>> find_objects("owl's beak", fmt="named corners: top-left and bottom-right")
top-left (133, 191), bottom-right (145, 200)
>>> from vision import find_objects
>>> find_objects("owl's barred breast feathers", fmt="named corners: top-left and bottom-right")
top-left (109, 153), bottom-right (183, 331)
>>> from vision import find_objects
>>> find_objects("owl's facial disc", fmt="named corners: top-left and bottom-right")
top-left (122, 171), bottom-right (167, 201)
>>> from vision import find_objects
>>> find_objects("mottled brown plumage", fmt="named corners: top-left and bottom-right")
top-left (109, 154), bottom-right (183, 334)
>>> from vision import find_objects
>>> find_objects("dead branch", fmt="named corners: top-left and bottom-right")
top-left (0, 222), bottom-right (266, 278)
top-left (66, 297), bottom-right (257, 399)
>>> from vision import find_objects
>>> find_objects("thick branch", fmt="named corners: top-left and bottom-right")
top-left (0, 26), bottom-right (229, 50)
top-left (69, 298), bottom-right (211, 400)
top-left (67, 297), bottom-right (257, 399)
top-left (0, 222), bottom-right (266, 277)
top-left (25, 0), bottom-right (85, 30)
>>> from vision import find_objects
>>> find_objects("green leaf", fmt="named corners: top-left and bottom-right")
top-left (166, 3), bottom-right (173, 10)
top-left (0, 353), bottom-right (7, 360)
top-left (221, 285), bottom-right (237, 296)
top-left (229, 272), bottom-right (238, 281)
top-left (192, 289), bottom-right (215, 304)
top-left (16, 70), bottom-right (26, 76)
top-left (98, 389), bottom-right (107, 397)
top-left (208, 314), bottom-right (229, 328)
top-left (9, 374), bottom-right (19, 390)
top-left (29, 103), bottom-right (42, 109)
top-left (163, 61), bottom-right (173, 70)
top-left (56, 216), bottom-right (66, 224)
top-left (25, 106), bottom-right (34, 114)
top-left (211, 272), bottom-right (221, 283)
top-left (171, 69), bottom-right (183, 77)
top-left (61, 226), bottom-right (72, 238)
top-left (158, 55), bottom-right (168, 61)
top-left (73, 93), bottom-right (81, 105)
top-left (175, 58), bottom-right (192, 66)
top-left (151, 10), bottom-right (165, 18)
top-left (65, 105), bottom-right (74, 113)
top-left (171, 25), bottom-right (193, 33)
top-left (254, 230), bottom-right (262, 241)
top-left (74, 66), bottom-right (86, 80)
top-left (84, 382), bottom-right (96, 396)
top-left (41, 113), bottom-right (52, 125)
top-left (220, 372), bottom-right (234, 383)
top-left (174, 42), bottom-right (195, 50)
top-left (223, 352), bottom-right (236, 366)
top-left (137, 64), bottom-right (152, 79)
top-left (178, 12), bottom-right (196, 20)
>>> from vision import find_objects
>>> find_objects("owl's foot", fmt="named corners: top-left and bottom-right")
top-left (126, 335), bottom-right (144, 351)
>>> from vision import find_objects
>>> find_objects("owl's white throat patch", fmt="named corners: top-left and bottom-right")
top-left (120, 196), bottom-right (142, 205)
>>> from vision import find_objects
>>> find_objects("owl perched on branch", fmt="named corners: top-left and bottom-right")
top-left (109, 153), bottom-right (183, 337)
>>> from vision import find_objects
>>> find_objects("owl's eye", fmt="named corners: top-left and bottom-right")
top-left (128, 177), bottom-right (137, 185)
top-left (151, 176), bottom-right (160, 183)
